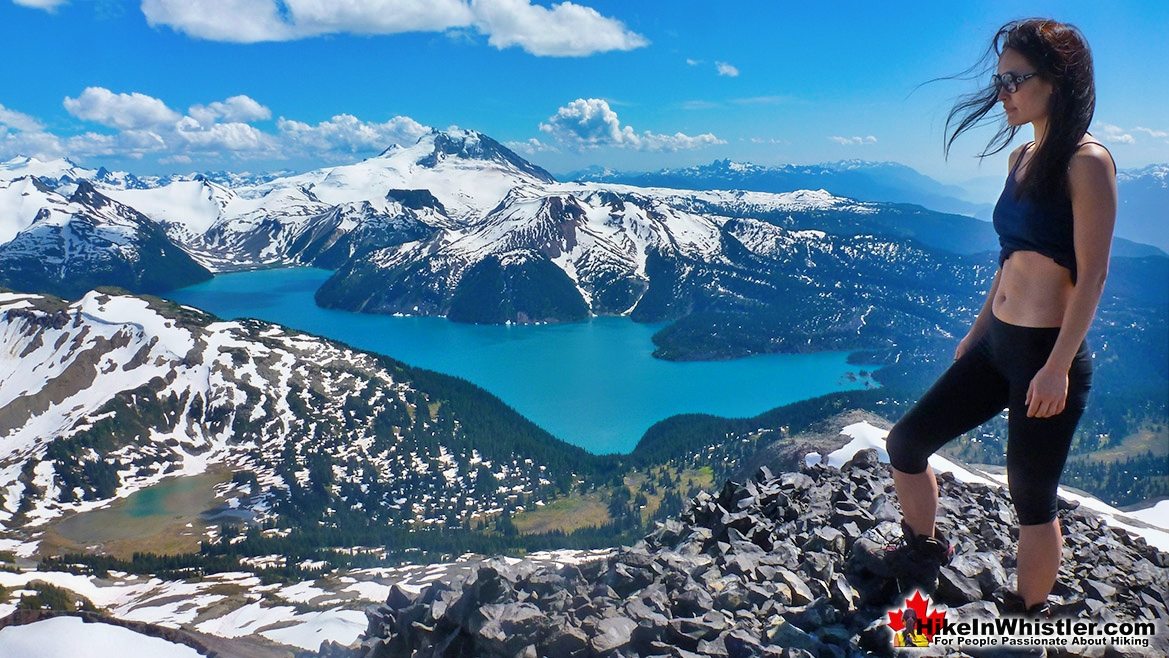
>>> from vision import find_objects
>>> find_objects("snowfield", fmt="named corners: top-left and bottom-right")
top-left (0, 616), bottom-right (205, 658)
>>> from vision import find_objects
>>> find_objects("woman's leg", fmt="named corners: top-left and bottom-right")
top-left (1006, 400), bottom-right (1088, 606)
top-left (1002, 331), bottom-right (1093, 608)
top-left (887, 336), bottom-right (1009, 538)
top-left (892, 467), bottom-right (940, 538)
top-left (1017, 519), bottom-right (1062, 608)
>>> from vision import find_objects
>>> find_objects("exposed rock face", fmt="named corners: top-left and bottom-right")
top-left (355, 450), bottom-right (1168, 658)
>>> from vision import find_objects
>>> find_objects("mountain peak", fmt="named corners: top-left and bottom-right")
top-left (415, 128), bottom-right (557, 183)
top-left (368, 128), bottom-right (558, 185)
top-left (706, 158), bottom-right (762, 173)
top-left (0, 155), bottom-right (89, 181)
top-left (67, 179), bottom-right (104, 205)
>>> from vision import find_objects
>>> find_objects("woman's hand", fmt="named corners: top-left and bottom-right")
top-left (954, 335), bottom-right (976, 361)
top-left (1026, 364), bottom-right (1069, 418)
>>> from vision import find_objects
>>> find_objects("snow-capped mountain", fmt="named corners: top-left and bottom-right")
top-left (72, 128), bottom-right (552, 273)
top-left (567, 158), bottom-right (992, 220)
top-left (0, 156), bottom-right (97, 187)
top-left (0, 156), bottom-right (163, 191)
top-left (253, 127), bottom-right (554, 222)
top-left (314, 181), bottom-right (997, 346)
top-left (572, 157), bottom-right (1169, 256)
top-left (0, 156), bottom-right (285, 191)
top-left (196, 168), bottom-right (296, 188)
top-left (0, 179), bottom-right (212, 298)
top-left (1117, 163), bottom-right (1169, 253)
top-left (2, 130), bottom-right (1164, 356)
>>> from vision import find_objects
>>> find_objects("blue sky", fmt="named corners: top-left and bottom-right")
top-left (1, 0), bottom-right (1165, 185)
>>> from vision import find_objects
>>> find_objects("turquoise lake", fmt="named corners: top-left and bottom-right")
top-left (165, 268), bottom-right (879, 455)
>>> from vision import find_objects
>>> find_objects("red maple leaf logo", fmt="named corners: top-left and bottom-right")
top-left (887, 590), bottom-right (948, 641)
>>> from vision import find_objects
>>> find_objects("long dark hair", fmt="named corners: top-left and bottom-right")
top-left (943, 18), bottom-right (1096, 204)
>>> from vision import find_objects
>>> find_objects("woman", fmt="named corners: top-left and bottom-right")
top-left (884, 18), bottom-right (1117, 617)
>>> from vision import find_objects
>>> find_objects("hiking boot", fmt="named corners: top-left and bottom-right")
top-left (884, 520), bottom-right (955, 591)
top-left (996, 589), bottom-right (1054, 619)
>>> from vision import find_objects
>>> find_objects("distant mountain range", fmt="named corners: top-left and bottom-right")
top-left (0, 155), bottom-right (292, 191)
top-left (567, 158), bottom-right (1169, 254)
top-left (565, 159), bottom-right (992, 219)
top-left (1117, 163), bottom-right (1169, 253)
top-left (1, 132), bottom-right (1160, 352)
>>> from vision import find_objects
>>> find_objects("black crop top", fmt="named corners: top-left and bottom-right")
top-left (992, 140), bottom-right (1110, 285)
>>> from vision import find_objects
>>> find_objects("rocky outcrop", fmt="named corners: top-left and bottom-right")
top-left (355, 450), bottom-right (1168, 657)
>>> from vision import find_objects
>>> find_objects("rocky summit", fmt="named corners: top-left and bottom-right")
top-left (348, 450), bottom-right (1168, 658)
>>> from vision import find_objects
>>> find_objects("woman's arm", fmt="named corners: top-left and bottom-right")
top-left (1026, 145), bottom-right (1117, 418)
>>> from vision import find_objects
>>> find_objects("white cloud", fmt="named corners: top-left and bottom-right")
top-left (0, 103), bottom-right (45, 132)
top-left (829, 135), bottom-right (878, 145)
top-left (640, 131), bottom-right (725, 152)
top-left (140, 0), bottom-right (297, 42)
top-left (470, 0), bottom-right (648, 56)
top-left (539, 98), bottom-right (723, 152)
top-left (113, 129), bottom-right (168, 154)
top-left (0, 101), bottom-right (148, 162)
top-left (0, 125), bottom-right (66, 161)
top-left (0, 129), bottom-right (163, 161)
top-left (188, 95), bottom-right (272, 125)
top-left (685, 58), bottom-right (701, 66)
top-left (4, 87), bottom-right (432, 166)
top-left (504, 137), bottom-right (558, 154)
top-left (1134, 126), bottom-right (1168, 139)
top-left (141, 0), bottom-right (473, 42)
top-left (279, 0), bottom-right (473, 34)
top-left (715, 61), bottom-right (739, 77)
top-left (12, 0), bottom-right (68, 11)
top-left (176, 117), bottom-right (278, 154)
top-left (63, 87), bottom-right (181, 130)
top-left (540, 98), bottom-right (637, 148)
top-left (140, 0), bottom-right (647, 56)
top-left (1097, 123), bottom-right (1134, 144)
top-left (277, 114), bottom-right (430, 154)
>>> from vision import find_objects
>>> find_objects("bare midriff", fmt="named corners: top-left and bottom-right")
top-left (992, 251), bottom-right (1074, 328)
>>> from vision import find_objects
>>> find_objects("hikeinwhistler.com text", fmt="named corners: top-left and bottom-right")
top-left (928, 617), bottom-right (1158, 649)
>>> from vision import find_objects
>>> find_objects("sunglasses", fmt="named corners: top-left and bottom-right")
top-left (992, 71), bottom-right (1039, 94)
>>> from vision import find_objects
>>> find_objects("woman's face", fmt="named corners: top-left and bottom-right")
top-left (997, 48), bottom-right (1054, 126)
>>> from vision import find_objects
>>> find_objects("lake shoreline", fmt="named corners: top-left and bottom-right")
top-left (165, 267), bottom-right (882, 455)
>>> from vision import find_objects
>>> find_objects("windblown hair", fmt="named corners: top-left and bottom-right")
top-left (943, 18), bottom-right (1096, 204)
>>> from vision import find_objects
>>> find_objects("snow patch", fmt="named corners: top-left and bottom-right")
top-left (809, 421), bottom-right (1169, 551)
top-left (0, 617), bottom-right (204, 658)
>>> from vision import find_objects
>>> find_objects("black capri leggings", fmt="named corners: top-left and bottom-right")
top-left (886, 313), bottom-right (1092, 525)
